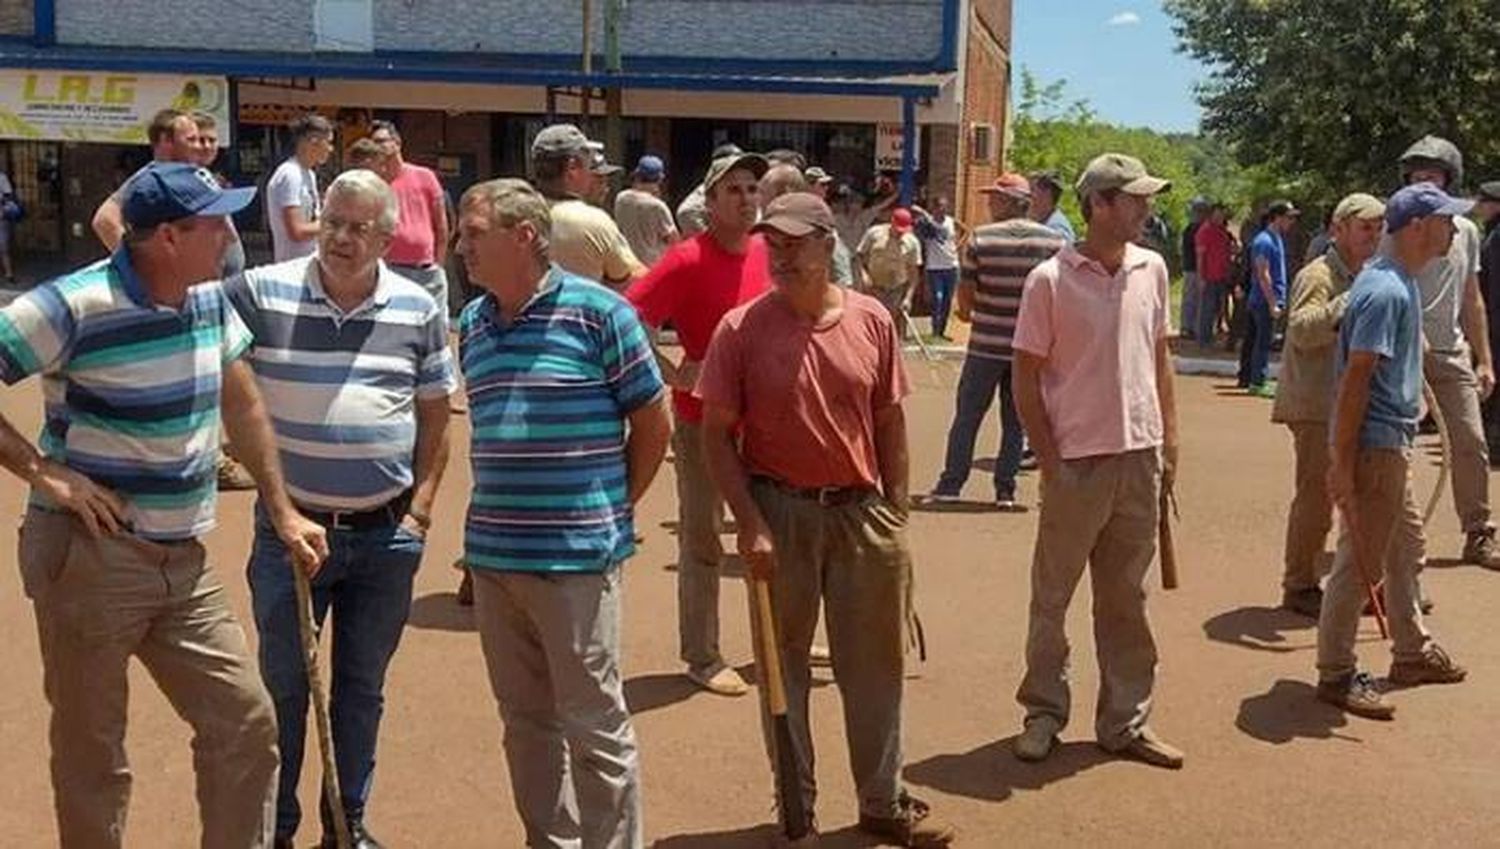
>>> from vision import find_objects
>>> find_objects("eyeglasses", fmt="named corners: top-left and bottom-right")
top-left (321, 216), bottom-right (381, 238)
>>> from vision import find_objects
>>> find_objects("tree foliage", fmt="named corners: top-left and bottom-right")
top-left (1165, 0), bottom-right (1500, 206)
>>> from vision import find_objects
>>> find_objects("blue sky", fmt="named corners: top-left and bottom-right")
top-left (1010, 1), bottom-right (1207, 132)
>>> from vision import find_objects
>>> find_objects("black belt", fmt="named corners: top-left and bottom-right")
top-left (298, 491), bottom-right (412, 531)
top-left (752, 476), bottom-right (874, 507)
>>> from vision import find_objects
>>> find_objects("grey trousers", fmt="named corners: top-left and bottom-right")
top-left (1316, 449), bottom-right (1432, 682)
top-left (672, 422), bottom-right (730, 673)
top-left (389, 262), bottom-right (451, 330)
top-left (748, 480), bottom-right (910, 819)
top-left (1016, 448), bottom-right (1161, 749)
top-left (1425, 346), bottom-right (1492, 535)
top-left (473, 568), bottom-right (643, 849)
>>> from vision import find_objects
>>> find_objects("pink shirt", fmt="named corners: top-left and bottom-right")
top-left (1012, 243), bottom-right (1169, 460)
top-left (386, 163), bottom-right (444, 265)
top-left (696, 289), bottom-right (909, 489)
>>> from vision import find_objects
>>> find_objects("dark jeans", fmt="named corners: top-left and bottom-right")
top-left (926, 268), bottom-right (958, 338)
top-left (248, 505), bottom-right (423, 839)
top-left (1246, 300), bottom-right (1274, 386)
top-left (934, 356), bottom-right (1025, 499)
top-left (1197, 279), bottom-right (1228, 345)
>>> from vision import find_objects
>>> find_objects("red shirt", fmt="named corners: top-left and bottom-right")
top-left (696, 289), bottom-right (910, 489)
top-left (625, 232), bottom-right (771, 421)
top-left (386, 163), bottom-right (444, 265)
top-left (1195, 220), bottom-right (1233, 283)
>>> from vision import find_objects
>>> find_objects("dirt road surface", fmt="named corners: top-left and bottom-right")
top-left (1, 365), bottom-right (1497, 847)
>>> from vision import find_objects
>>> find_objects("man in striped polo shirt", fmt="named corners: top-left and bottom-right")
top-left (455, 178), bottom-right (670, 849)
top-left (927, 173), bottom-right (1066, 509)
top-left (0, 162), bottom-right (327, 848)
top-left (226, 170), bottom-right (455, 849)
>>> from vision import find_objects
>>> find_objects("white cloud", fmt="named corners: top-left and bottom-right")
top-left (1107, 11), bottom-right (1141, 26)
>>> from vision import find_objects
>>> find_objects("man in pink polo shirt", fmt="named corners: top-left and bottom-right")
top-left (1010, 153), bottom-right (1183, 770)
top-left (370, 120), bottom-right (451, 317)
top-left (699, 192), bottom-right (954, 847)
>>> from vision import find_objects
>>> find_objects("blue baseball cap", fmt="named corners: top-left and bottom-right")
top-left (633, 155), bottom-right (666, 182)
top-left (1385, 181), bottom-right (1474, 232)
top-left (121, 162), bottom-right (257, 231)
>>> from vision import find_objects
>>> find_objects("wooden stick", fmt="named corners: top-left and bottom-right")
top-left (751, 580), bottom-right (810, 841)
top-left (292, 565), bottom-right (351, 849)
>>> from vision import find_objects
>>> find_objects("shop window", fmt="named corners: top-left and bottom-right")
top-left (970, 123), bottom-right (995, 164)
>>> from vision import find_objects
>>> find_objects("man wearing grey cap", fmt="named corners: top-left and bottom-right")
top-left (1012, 153), bottom-right (1183, 769)
top-left (531, 123), bottom-right (645, 291)
top-left (1271, 193), bottom-right (1386, 619)
top-left (1395, 136), bottom-right (1499, 568)
top-left (0, 162), bottom-right (327, 847)
top-left (1318, 182), bottom-right (1470, 721)
top-left (676, 141), bottom-right (744, 237)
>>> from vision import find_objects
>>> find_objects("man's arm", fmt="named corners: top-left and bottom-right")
top-left (1285, 265), bottom-right (1345, 351)
top-left (702, 401), bottom-right (775, 579)
top-left (221, 359), bottom-right (328, 572)
top-left (0, 410), bottom-right (126, 536)
top-left (1013, 351), bottom-right (1061, 477)
top-left (624, 394), bottom-right (672, 504)
top-left (1154, 334), bottom-right (1180, 485)
top-left (430, 189), bottom-right (450, 265)
top-left (1460, 272), bottom-right (1494, 398)
top-left (1254, 255), bottom-right (1279, 314)
top-left (92, 195), bottom-right (125, 251)
top-left (1328, 352), bottom-right (1378, 517)
top-left (281, 206), bottom-right (319, 243)
top-left (873, 404), bottom-right (910, 515)
top-left (954, 279), bottom-right (976, 322)
top-left (403, 395), bottom-right (451, 537)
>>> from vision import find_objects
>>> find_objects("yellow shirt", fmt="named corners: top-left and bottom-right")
top-left (548, 198), bottom-right (645, 290)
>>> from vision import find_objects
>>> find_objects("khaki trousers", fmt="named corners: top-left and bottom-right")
top-left (1016, 448), bottom-right (1162, 749)
top-left (20, 507), bottom-right (278, 849)
top-left (1283, 422), bottom-right (1334, 591)
top-left (1316, 449), bottom-right (1432, 681)
top-left (672, 422), bottom-right (729, 673)
top-left (1425, 347), bottom-right (1492, 534)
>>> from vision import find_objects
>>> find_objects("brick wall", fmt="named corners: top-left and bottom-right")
top-left (957, 3), bottom-right (1009, 227)
top-left (972, 0), bottom-right (1010, 51)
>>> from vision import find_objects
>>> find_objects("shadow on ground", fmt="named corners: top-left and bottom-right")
top-left (1235, 679), bottom-right (1361, 744)
top-left (1202, 605), bottom-right (1315, 653)
top-left (407, 592), bottom-right (476, 632)
top-left (624, 663), bottom-right (819, 715)
top-left (654, 824), bottom-right (886, 848)
top-left (903, 738), bottom-right (1110, 803)
top-left (660, 554), bottom-right (748, 578)
top-left (911, 499), bottom-right (1011, 515)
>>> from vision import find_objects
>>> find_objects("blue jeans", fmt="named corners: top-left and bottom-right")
top-left (934, 356), bottom-right (1024, 499)
top-left (1180, 271), bottom-right (1200, 341)
top-left (1247, 299), bottom-right (1274, 386)
top-left (248, 505), bottom-right (423, 839)
top-left (926, 268), bottom-right (959, 338)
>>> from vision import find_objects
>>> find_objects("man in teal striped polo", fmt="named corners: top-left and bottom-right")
top-left (0, 162), bottom-right (327, 848)
top-left (455, 177), bottom-right (671, 849)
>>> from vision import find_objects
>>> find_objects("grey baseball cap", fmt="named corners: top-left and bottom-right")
top-left (531, 123), bottom-right (593, 158)
top-left (704, 152), bottom-right (769, 192)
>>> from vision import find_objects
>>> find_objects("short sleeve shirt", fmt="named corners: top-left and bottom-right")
top-left (1412, 214), bottom-right (1481, 353)
top-left (226, 256), bottom-right (456, 511)
top-left (1195, 221), bottom-right (1233, 283)
top-left (856, 225), bottom-right (922, 289)
top-left (696, 289), bottom-right (909, 489)
top-left (1012, 244), bottom-right (1170, 460)
top-left (626, 233), bottom-right (771, 421)
top-left (613, 188), bottom-right (678, 267)
top-left (460, 269), bottom-right (665, 573)
top-left (266, 157), bottom-right (320, 262)
top-left (386, 162), bottom-right (444, 266)
top-left (549, 198), bottom-right (646, 289)
top-left (675, 185), bottom-right (708, 238)
top-left (0, 251), bottom-right (251, 540)
top-left (963, 218), bottom-right (1067, 362)
top-left (1249, 229), bottom-right (1288, 307)
top-left (1335, 256), bottom-right (1422, 450)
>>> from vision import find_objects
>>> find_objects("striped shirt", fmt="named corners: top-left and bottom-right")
top-left (964, 218), bottom-right (1068, 361)
top-left (225, 256), bottom-right (456, 512)
top-left (460, 267), bottom-right (664, 574)
top-left (0, 251), bottom-right (251, 540)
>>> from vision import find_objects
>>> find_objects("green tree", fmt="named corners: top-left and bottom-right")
top-left (1165, 0), bottom-right (1500, 205)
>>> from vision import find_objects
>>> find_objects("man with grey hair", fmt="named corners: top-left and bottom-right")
top-left (227, 169), bottom-right (456, 849)
top-left (456, 178), bottom-right (671, 849)
top-left (531, 123), bottom-right (645, 291)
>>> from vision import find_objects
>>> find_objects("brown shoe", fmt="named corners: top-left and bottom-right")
top-left (216, 456), bottom-right (257, 490)
top-left (857, 793), bottom-right (955, 847)
top-left (1316, 671), bottom-right (1395, 720)
top-left (1389, 643), bottom-right (1467, 686)
top-left (1462, 528), bottom-right (1500, 569)
top-left (1111, 728), bottom-right (1184, 769)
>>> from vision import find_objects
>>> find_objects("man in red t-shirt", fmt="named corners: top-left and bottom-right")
top-left (697, 193), bottom-right (955, 847)
top-left (370, 120), bottom-right (452, 319)
top-left (627, 151), bottom-right (770, 697)
top-left (1193, 203), bottom-right (1235, 346)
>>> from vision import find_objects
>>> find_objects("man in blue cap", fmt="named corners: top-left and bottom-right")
top-left (0, 162), bottom-right (327, 847)
top-left (615, 153), bottom-right (679, 267)
top-left (1318, 182), bottom-right (1471, 721)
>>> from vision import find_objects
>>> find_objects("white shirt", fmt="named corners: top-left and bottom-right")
top-left (266, 158), bottom-right (320, 262)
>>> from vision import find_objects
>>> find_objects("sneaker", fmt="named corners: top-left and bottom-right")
top-left (1316, 671), bottom-right (1394, 720)
top-left (687, 663), bottom-right (750, 697)
top-left (857, 793), bottom-right (955, 848)
top-left (216, 456), bottom-right (257, 491)
top-left (1013, 716), bottom-right (1060, 762)
top-left (924, 490), bottom-right (961, 504)
top-left (1462, 527), bottom-right (1500, 569)
top-left (1389, 643), bottom-right (1467, 686)
top-left (994, 497), bottom-right (1028, 513)
top-left (1112, 727), bottom-right (1184, 770)
top-left (1280, 587), bottom-right (1323, 619)
top-left (1250, 381), bottom-right (1277, 399)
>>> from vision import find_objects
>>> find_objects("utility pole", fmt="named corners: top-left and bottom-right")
top-left (603, 0), bottom-right (624, 165)
top-left (580, 0), bottom-right (593, 119)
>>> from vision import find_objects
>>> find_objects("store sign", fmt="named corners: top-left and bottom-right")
top-left (0, 71), bottom-right (231, 145)
top-left (874, 123), bottom-right (919, 172)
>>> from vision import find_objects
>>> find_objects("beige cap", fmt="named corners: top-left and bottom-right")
top-left (1075, 153), bottom-right (1171, 200)
top-left (1332, 192), bottom-right (1385, 221)
top-left (703, 152), bottom-right (770, 192)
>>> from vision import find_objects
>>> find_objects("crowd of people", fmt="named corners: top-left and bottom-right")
top-left (0, 107), bottom-right (1492, 849)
